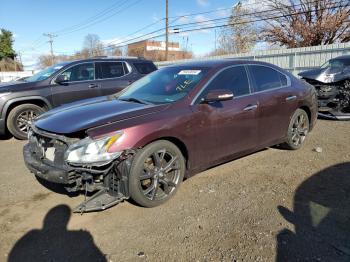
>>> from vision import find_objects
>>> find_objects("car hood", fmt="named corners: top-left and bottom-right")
top-left (298, 67), bottom-right (345, 83)
top-left (34, 96), bottom-right (168, 134)
top-left (0, 81), bottom-right (35, 92)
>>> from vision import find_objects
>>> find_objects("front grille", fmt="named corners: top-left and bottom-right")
top-left (28, 128), bottom-right (69, 167)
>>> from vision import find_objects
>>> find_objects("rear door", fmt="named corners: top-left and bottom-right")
top-left (96, 61), bottom-right (134, 95)
top-left (51, 62), bottom-right (101, 106)
top-left (247, 65), bottom-right (298, 146)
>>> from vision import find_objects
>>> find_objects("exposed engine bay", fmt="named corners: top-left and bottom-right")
top-left (298, 56), bottom-right (350, 120)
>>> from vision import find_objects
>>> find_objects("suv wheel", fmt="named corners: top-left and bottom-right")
top-left (281, 109), bottom-right (310, 150)
top-left (128, 140), bottom-right (186, 207)
top-left (7, 104), bottom-right (45, 140)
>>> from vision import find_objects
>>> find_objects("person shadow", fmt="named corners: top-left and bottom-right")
top-left (276, 162), bottom-right (350, 261)
top-left (8, 205), bottom-right (107, 262)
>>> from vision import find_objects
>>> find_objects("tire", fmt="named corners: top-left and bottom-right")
top-left (7, 104), bottom-right (45, 140)
top-left (128, 140), bottom-right (186, 207)
top-left (281, 109), bottom-right (310, 150)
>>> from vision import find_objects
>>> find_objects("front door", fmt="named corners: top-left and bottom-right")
top-left (51, 62), bottom-right (101, 106)
top-left (191, 65), bottom-right (259, 169)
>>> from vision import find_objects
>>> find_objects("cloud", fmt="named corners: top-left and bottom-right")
top-left (196, 0), bottom-right (209, 7)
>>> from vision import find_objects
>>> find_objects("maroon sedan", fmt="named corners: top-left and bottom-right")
top-left (23, 60), bottom-right (317, 212)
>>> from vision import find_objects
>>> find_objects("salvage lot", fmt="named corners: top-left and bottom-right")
top-left (0, 120), bottom-right (349, 261)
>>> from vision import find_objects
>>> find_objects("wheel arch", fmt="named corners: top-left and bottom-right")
top-left (143, 136), bottom-right (190, 171)
top-left (2, 96), bottom-right (52, 122)
top-left (299, 105), bottom-right (312, 125)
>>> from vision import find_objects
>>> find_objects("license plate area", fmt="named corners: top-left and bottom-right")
top-left (44, 147), bottom-right (56, 162)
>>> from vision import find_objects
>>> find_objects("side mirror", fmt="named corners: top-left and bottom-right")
top-left (55, 75), bottom-right (68, 85)
top-left (203, 89), bottom-right (234, 103)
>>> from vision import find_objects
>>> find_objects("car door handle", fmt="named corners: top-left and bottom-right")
top-left (88, 83), bottom-right (98, 88)
top-left (243, 104), bottom-right (258, 111)
top-left (285, 95), bottom-right (297, 101)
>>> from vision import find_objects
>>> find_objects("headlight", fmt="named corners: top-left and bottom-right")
top-left (0, 92), bottom-right (11, 98)
top-left (65, 131), bottom-right (124, 166)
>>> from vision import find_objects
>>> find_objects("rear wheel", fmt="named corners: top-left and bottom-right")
top-left (128, 140), bottom-right (185, 207)
top-left (281, 109), bottom-right (310, 150)
top-left (7, 104), bottom-right (45, 140)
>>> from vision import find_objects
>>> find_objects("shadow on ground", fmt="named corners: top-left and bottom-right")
top-left (276, 162), bottom-right (350, 261)
top-left (8, 205), bottom-right (106, 262)
top-left (0, 133), bottom-right (13, 141)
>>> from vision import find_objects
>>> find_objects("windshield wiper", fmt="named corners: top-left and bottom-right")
top-left (119, 97), bottom-right (152, 105)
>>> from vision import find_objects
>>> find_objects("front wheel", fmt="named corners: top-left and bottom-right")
top-left (128, 140), bottom-right (186, 207)
top-left (281, 109), bottom-right (310, 150)
top-left (7, 104), bottom-right (45, 140)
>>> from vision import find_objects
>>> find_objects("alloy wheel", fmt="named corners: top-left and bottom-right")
top-left (139, 149), bottom-right (181, 201)
top-left (291, 113), bottom-right (308, 146)
top-left (16, 110), bottom-right (38, 132)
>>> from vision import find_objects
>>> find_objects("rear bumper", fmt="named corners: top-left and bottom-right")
top-left (23, 143), bottom-right (73, 184)
top-left (0, 119), bottom-right (5, 135)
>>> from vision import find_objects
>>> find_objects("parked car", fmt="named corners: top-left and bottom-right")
top-left (0, 57), bottom-right (157, 139)
top-left (298, 55), bottom-right (350, 120)
top-left (23, 60), bottom-right (318, 212)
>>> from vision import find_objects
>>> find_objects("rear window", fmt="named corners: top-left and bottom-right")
top-left (98, 62), bottom-right (125, 79)
top-left (133, 62), bottom-right (157, 75)
top-left (249, 65), bottom-right (288, 92)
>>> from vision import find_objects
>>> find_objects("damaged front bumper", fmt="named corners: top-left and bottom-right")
top-left (23, 126), bottom-right (133, 213)
top-left (302, 78), bottom-right (350, 120)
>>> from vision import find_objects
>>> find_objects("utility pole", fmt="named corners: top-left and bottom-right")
top-left (165, 0), bottom-right (169, 61)
top-left (43, 33), bottom-right (57, 65)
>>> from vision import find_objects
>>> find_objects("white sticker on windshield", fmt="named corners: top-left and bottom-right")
top-left (178, 70), bottom-right (201, 75)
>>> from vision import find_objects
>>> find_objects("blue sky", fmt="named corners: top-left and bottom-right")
top-left (1, 0), bottom-right (239, 69)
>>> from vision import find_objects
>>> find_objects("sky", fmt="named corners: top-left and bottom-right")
top-left (1, 0), bottom-right (242, 69)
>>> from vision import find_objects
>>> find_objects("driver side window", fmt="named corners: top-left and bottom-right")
top-left (59, 63), bottom-right (95, 82)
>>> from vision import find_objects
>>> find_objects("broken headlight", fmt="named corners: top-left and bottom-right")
top-left (65, 131), bottom-right (124, 166)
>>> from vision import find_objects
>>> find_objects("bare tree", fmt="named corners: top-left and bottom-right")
top-left (109, 46), bottom-right (123, 56)
top-left (217, 2), bottom-right (258, 54)
top-left (258, 0), bottom-right (350, 47)
top-left (83, 34), bottom-right (105, 57)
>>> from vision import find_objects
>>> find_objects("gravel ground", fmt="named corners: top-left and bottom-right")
top-left (0, 120), bottom-right (349, 262)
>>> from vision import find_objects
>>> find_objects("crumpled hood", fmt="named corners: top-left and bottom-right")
top-left (35, 96), bottom-right (168, 134)
top-left (298, 67), bottom-right (345, 83)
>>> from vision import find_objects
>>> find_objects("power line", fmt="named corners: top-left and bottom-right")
top-left (58, 0), bottom-right (143, 36)
top-left (53, 0), bottom-right (128, 34)
top-left (19, 0), bottom-right (143, 53)
top-left (103, 0), bottom-right (348, 50)
top-left (102, 0), bottom-right (346, 49)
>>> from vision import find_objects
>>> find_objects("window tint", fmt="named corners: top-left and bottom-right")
top-left (59, 63), bottom-right (95, 82)
top-left (133, 62), bottom-right (157, 74)
top-left (249, 65), bottom-right (287, 92)
top-left (204, 66), bottom-right (250, 97)
top-left (99, 62), bottom-right (125, 79)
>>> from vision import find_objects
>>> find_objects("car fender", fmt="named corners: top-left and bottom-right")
top-left (1, 96), bottom-right (52, 120)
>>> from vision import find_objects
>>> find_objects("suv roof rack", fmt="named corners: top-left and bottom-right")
top-left (92, 56), bottom-right (146, 60)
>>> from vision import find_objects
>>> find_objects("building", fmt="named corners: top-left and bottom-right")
top-left (128, 40), bottom-right (192, 61)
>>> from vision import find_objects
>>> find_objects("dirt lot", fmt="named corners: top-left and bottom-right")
top-left (0, 120), bottom-right (349, 262)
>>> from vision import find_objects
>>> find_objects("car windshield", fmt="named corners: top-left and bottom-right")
top-left (321, 59), bottom-right (350, 69)
top-left (118, 66), bottom-right (210, 104)
top-left (24, 62), bottom-right (69, 82)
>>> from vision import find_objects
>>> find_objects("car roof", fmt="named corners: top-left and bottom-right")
top-left (67, 56), bottom-right (154, 64)
top-left (166, 59), bottom-right (278, 69)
